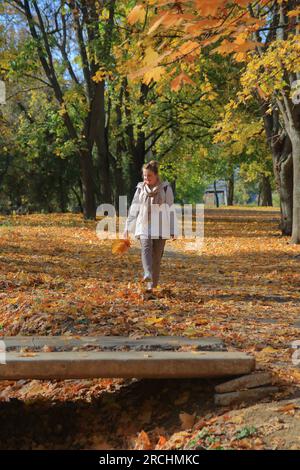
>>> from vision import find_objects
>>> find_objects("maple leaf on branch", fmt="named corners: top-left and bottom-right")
top-left (127, 4), bottom-right (146, 25)
top-left (126, 1), bottom-right (268, 92)
top-left (171, 71), bottom-right (196, 92)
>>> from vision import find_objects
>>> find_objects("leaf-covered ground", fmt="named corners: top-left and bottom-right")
top-left (1, 208), bottom-right (300, 450)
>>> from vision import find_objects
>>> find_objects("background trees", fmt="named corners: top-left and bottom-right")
top-left (1, 0), bottom-right (299, 243)
top-left (126, 0), bottom-right (300, 241)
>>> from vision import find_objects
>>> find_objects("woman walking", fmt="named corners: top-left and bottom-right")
top-left (123, 161), bottom-right (177, 292)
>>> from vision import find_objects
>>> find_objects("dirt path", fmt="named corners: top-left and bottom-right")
top-left (0, 208), bottom-right (300, 449)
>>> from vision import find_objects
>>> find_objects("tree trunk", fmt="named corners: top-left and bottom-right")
top-left (110, 155), bottom-right (125, 213)
top-left (71, 187), bottom-right (83, 213)
top-left (278, 153), bottom-right (293, 235)
top-left (257, 189), bottom-right (261, 207)
top-left (227, 173), bottom-right (234, 206)
top-left (259, 175), bottom-right (273, 206)
top-left (22, 0), bottom-right (97, 220)
top-left (79, 147), bottom-right (96, 220)
top-left (125, 82), bottom-right (149, 200)
top-left (129, 147), bottom-right (146, 200)
top-left (58, 159), bottom-right (67, 213)
top-left (291, 133), bottom-right (300, 244)
top-left (95, 135), bottom-right (112, 205)
top-left (214, 181), bottom-right (219, 208)
top-left (171, 178), bottom-right (176, 199)
top-left (95, 81), bottom-right (112, 205)
top-left (113, 87), bottom-right (127, 212)
top-left (263, 108), bottom-right (293, 235)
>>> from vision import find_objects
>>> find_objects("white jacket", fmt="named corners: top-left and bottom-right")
top-left (124, 181), bottom-right (179, 239)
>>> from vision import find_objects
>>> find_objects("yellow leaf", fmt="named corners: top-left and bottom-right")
top-left (234, 51), bottom-right (247, 62)
top-left (145, 316), bottom-right (165, 325)
top-left (290, 369), bottom-right (300, 382)
top-left (143, 66), bottom-right (165, 85)
top-left (228, 415), bottom-right (245, 425)
top-left (143, 46), bottom-right (160, 67)
top-left (261, 346), bottom-right (278, 354)
top-left (287, 8), bottom-right (300, 17)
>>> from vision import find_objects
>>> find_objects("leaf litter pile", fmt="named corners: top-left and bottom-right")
top-left (1, 208), bottom-right (300, 450)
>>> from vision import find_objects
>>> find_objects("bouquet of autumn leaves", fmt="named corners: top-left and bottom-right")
top-left (111, 237), bottom-right (131, 255)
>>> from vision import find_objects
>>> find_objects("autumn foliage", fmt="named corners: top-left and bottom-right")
top-left (1, 209), bottom-right (300, 448)
top-left (126, 0), bottom-right (269, 89)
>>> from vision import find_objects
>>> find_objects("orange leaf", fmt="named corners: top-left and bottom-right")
top-left (111, 239), bottom-right (131, 255)
top-left (235, 0), bottom-right (251, 7)
top-left (148, 12), bottom-right (171, 35)
top-left (257, 85), bottom-right (268, 100)
top-left (195, 0), bottom-right (225, 16)
top-left (171, 72), bottom-right (196, 92)
top-left (134, 430), bottom-right (152, 450)
top-left (127, 5), bottom-right (146, 25)
top-left (185, 18), bottom-right (223, 35)
top-left (277, 403), bottom-right (300, 413)
top-left (156, 435), bottom-right (167, 448)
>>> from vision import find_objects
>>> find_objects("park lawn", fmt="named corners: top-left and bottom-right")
top-left (0, 208), bottom-right (300, 449)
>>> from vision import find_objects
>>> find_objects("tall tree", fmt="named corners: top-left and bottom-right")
top-left (3, 0), bottom-right (120, 218)
top-left (126, 0), bottom-right (300, 241)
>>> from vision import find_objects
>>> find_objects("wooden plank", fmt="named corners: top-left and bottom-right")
top-left (215, 372), bottom-right (272, 394)
top-left (1, 335), bottom-right (225, 352)
top-left (0, 351), bottom-right (255, 380)
top-left (215, 386), bottom-right (278, 406)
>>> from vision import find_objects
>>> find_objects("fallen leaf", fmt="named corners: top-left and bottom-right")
top-left (19, 352), bottom-right (38, 357)
top-left (134, 430), bottom-right (152, 450)
top-left (179, 412), bottom-right (196, 430)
